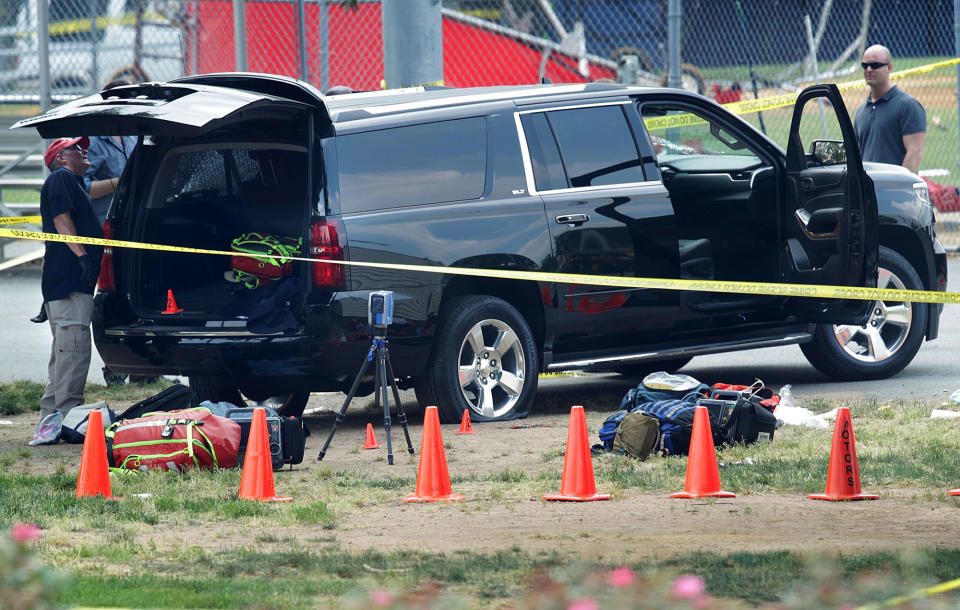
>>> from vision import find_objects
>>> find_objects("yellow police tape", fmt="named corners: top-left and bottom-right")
top-left (856, 575), bottom-right (960, 609)
top-left (1, 225), bottom-right (957, 305)
top-left (644, 56), bottom-right (960, 132)
top-left (0, 216), bottom-right (41, 226)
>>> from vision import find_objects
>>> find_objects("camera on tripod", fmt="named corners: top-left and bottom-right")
top-left (368, 290), bottom-right (394, 330)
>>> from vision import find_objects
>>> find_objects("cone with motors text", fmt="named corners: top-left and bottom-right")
top-left (404, 406), bottom-right (464, 502)
top-left (454, 409), bottom-right (475, 435)
top-left (161, 289), bottom-right (183, 314)
top-left (543, 405), bottom-right (611, 501)
top-left (238, 408), bottom-right (293, 502)
top-left (361, 423), bottom-right (380, 449)
top-left (670, 406), bottom-right (735, 499)
top-left (76, 409), bottom-right (113, 499)
top-left (809, 407), bottom-right (878, 501)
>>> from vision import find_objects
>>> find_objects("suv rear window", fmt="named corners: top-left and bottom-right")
top-left (337, 118), bottom-right (487, 213)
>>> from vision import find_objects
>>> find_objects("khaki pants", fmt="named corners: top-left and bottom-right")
top-left (38, 292), bottom-right (94, 420)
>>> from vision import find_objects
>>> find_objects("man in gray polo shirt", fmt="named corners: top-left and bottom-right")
top-left (854, 44), bottom-right (926, 174)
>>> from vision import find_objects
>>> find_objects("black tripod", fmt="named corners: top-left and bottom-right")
top-left (317, 335), bottom-right (414, 465)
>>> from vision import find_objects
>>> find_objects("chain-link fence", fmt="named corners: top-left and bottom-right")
top-left (2, 0), bottom-right (959, 244)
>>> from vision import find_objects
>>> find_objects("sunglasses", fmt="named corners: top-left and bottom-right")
top-left (861, 61), bottom-right (889, 70)
top-left (59, 145), bottom-right (84, 155)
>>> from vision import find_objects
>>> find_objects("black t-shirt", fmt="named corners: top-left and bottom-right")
top-left (40, 167), bottom-right (104, 301)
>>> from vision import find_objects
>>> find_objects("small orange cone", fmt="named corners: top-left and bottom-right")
top-left (76, 409), bottom-right (114, 499)
top-left (454, 409), bottom-right (475, 435)
top-left (161, 289), bottom-right (183, 314)
top-left (670, 406), bottom-right (735, 499)
top-left (809, 407), bottom-right (878, 501)
top-left (361, 423), bottom-right (380, 449)
top-left (949, 488), bottom-right (960, 496)
top-left (404, 406), bottom-right (464, 502)
top-left (543, 406), bottom-right (611, 502)
top-left (238, 408), bottom-right (292, 502)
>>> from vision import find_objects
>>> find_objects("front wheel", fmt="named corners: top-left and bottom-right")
top-left (800, 246), bottom-right (928, 380)
top-left (415, 296), bottom-right (539, 424)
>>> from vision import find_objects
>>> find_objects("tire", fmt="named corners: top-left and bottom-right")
top-left (191, 376), bottom-right (309, 417)
top-left (415, 296), bottom-right (539, 424)
top-left (800, 246), bottom-right (928, 380)
top-left (615, 356), bottom-right (694, 379)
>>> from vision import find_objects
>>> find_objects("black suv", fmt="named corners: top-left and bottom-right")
top-left (16, 74), bottom-right (947, 422)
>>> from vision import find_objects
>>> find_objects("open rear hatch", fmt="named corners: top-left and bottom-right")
top-left (13, 75), bottom-right (329, 331)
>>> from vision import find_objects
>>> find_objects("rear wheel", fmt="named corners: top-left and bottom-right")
top-left (800, 246), bottom-right (927, 380)
top-left (190, 376), bottom-right (309, 417)
top-left (415, 296), bottom-right (539, 424)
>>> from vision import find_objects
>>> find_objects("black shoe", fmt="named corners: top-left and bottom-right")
top-left (128, 375), bottom-right (161, 385)
top-left (103, 367), bottom-right (127, 387)
top-left (30, 303), bottom-right (47, 324)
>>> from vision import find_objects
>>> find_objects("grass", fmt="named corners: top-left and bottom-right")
top-left (0, 377), bottom-right (174, 415)
top-left (4, 378), bottom-right (960, 606)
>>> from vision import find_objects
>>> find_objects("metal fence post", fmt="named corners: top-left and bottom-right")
top-left (233, 0), bottom-right (247, 72)
top-left (382, 0), bottom-right (442, 88)
top-left (38, 0), bottom-right (50, 112)
top-left (296, 0), bottom-right (308, 81)
top-left (955, 0), bottom-right (960, 175)
top-left (319, 0), bottom-right (328, 92)
top-left (667, 0), bottom-right (681, 89)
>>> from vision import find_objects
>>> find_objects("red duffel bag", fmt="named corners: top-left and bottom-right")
top-left (105, 407), bottom-right (242, 471)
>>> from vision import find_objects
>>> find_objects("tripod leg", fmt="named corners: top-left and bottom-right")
top-left (317, 346), bottom-right (374, 461)
top-left (378, 344), bottom-right (396, 465)
top-left (383, 348), bottom-right (415, 455)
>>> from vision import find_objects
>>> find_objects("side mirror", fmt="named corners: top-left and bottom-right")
top-left (809, 139), bottom-right (847, 165)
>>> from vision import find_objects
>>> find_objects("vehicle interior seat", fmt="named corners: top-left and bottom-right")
top-left (678, 237), bottom-right (714, 280)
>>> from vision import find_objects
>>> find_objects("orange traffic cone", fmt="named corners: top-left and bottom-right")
top-left (543, 406), bottom-right (611, 501)
top-left (404, 406), bottom-right (464, 502)
top-left (238, 408), bottom-right (292, 502)
top-left (161, 289), bottom-right (183, 314)
top-left (950, 488), bottom-right (960, 496)
top-left (76, 409), bottom-right (114, 499)
top-left (454, 409), bottom-right (475, 435)
top-left (670, 406), bottom-right (735, 499)
top-left (809, 407), bottom-right (878, 501)
top-left (362, 423), bottom-right (380, 449)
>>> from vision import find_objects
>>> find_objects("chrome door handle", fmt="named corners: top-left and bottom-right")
top-left (556, 213), bottom-right (589, 226)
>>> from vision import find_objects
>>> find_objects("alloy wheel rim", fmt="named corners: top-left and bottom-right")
top-left (457, 318), bottom-right (525, 419)
top-left (831, 266), bottom-right (912, 363)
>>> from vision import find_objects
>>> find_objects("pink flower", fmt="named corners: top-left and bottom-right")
top-left (606, 566), bottom-right (635, 588)
top-left (671, 574), bottom-right (706, 599)
top-left (371, 590), bottom-right (393, 606)
top-left (568, 598), bottom-right (599, 610)
top-left (10, 523), bottom-right (42, 543)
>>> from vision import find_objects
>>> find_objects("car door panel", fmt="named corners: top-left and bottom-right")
top-left (782, 84), bottom-right (878, 324)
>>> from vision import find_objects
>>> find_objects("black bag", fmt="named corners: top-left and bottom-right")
top-left (697, 389), bottom-right (778, 446)
top-left (226, 406), bottom-right (307, 470)
top-left (119, 384), bottom-right (199, 420)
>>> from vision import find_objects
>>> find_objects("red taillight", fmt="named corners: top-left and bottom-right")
top-left (97, 220), bottom-right (116, 291)
top-left (310, 220), bottom-right (346, 289)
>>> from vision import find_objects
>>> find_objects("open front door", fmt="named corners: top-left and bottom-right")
top-left (781, 84), bottom-right (878, 324)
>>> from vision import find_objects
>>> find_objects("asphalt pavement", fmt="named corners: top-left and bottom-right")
top-left (1, 259), bottom-right (957, 407)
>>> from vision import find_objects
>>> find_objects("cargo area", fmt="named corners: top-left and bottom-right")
top-left (128, 144), bottom-right (310, 319)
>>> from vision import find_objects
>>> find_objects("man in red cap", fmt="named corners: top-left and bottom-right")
top-left (30, 137), bottom-right (104, 446)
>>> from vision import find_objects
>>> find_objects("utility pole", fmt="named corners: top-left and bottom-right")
top-left (382, 0), bottom-right (442, 88)
top-left (666, 0), bottom-right (681, 89)
top-left (233, 0), bottom-right (246, 72)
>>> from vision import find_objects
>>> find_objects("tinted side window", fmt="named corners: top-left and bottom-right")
top-left (520, 113), bottom-right (567, 191)
top-left (338, 118), bottom-right (487, 213)
top-left (546, 105), bottom-right (645, 188)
